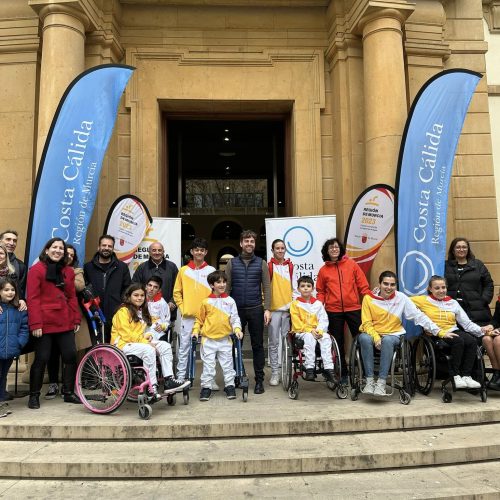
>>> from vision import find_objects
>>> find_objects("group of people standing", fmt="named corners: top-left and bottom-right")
top-left (1, 226), bottom-right (500, 413)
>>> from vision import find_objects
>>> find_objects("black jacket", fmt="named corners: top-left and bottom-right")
top-left (83, 253), bottom-right (131, 322)
top-left (9, 253), bottom-right (26, 298)
top-left (132, 258), bottom-right (178, 319)
top-left (444, 258), bottom-right (494, 325)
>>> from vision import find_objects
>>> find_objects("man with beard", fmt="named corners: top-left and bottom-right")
top-left (0, 230), bottom-right (27, 298)
top-left (132, 241), bottom-right (179, 322)
top-left (84, 235), bottom-right (131, 342)
top-left (224, 229), bottom-right (271, 394)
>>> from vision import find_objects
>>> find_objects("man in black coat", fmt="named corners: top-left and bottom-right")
top-left (0, 229), bottom-right (27, 298)
top-left (132, 241), bottom-right (178, 321)
top-left (84, 235), bottom-right (131, 342)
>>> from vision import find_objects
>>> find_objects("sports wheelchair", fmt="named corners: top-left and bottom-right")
top-left (349, 334), bottom-right (413, 404)
top-left (412, 333), bottom-right (487, 403)
top-left (281, 332), bottom-right (348, 400)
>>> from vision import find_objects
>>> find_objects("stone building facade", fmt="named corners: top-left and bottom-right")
top-left (1, 0), bottom-right (499, 287)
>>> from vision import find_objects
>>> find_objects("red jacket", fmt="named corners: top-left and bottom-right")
top-left (27, 261), bottom-right (80, 333)
top-left (316, 256), bottom-right (370, 313)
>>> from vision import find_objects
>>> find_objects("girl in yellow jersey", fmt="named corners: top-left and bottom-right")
top-left (411, 275), bottom-right (492, 390)
top-left (268, 239), bottom-right (294, 386)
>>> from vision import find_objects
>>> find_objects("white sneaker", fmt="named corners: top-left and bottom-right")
top-left (453, 375), bottom-right (467, 389)
top-left (210, 380), bottom-right (220, 391)
top-left (362, 378), bottom-right (375, 394)
top-left (373, 379), bottom-right (387, 397)
top-left (462, 376), bottom-right (481, 389)
top-left (269, 373), bottom-right (280, 386)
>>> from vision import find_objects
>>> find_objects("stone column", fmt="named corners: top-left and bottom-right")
top-left (360, 8), bottom-right (410, 279)
top-left (35, 4), bottom-right (88, 168)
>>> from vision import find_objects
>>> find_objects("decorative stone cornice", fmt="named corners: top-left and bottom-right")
top-left (30, 1), bottom-right (91, 31)
top-left (345, 1), bottom-right (416, 35)
top-left (483, 0), bottom-right (500, 32)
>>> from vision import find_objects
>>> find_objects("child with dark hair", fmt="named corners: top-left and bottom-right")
top-left (290, 275), bottom-right (335, 383)
top-left (0, 278), bottom-right (28, 411)
top-left (192, 271), bottom-right (242, 401)
top-left (173, 237), bottom-right (216, 384)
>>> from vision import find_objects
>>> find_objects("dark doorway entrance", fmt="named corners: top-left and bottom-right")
top-left (166, 118), bottom-right (286, 267)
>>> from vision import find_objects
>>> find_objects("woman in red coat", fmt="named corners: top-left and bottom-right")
top-left (316, 238), bottom-right (370, 383)
top-left (27, 238), bottom-right (81, 409)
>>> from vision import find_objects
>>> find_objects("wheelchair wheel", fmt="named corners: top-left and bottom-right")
top-left (336, 385), bottom-right (348, 399)
top-left (348, 337), bottom-right (362, 393)
top-left (288, 380), bottom-right (299, 400)
top-left (242, 389), bottom-right (248, 402)
top-left (442, 389), bottom-right (452, 403)
top-left (399, 390), bottom-right (411, 405)
top-left (350, 388), bottom-right (359, 401)
top-left (183, 390), bottom-right (189, 405)
top-left (412, 336), bottom-right (435, 395)
top-left (330, 336), bottom-right (342, 385)
top-left (76, 345), bottom-right (132, 414)
top-left (281, 334), bottom-right (293, 392)
top-left (401, 337), bottom-right (414, 397)
top-left (138, 403), bottom-right (152, 420)
top-left (168, 393), bottom-right (177, 406)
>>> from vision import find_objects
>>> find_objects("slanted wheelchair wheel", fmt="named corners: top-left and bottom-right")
top-left (330, 336), bottom-right (343, 384)
top-left (76, 345), bottom-right (132, 414)
top-left (412, 336), bottom-right (436, 396)
top-left (138, 404), bottom-right (152, 420)
top-left (288, 380), bottom-right (299, 400)
top-left (348, 337), bottom-right (362, 393)
top-left (281, 334), bottom-right (293, 392)
top-left (400, 337), bottom-right (414, 397)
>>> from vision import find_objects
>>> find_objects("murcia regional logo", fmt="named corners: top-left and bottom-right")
top-left (400, 250), bottom-right (435, 295)
top-left (283, 226), bottom-right (314, 257)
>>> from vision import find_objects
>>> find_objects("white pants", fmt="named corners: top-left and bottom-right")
top-left (200, 337), bottom-right (235, 389)
top-left (176, 317), bottom-right (195, 381)
top-left (268, 310), bottom-right (290, 375)
top-left (122, 340), bottom-right (173, 386)
top-left (295, 332), bottom-right (333, 370)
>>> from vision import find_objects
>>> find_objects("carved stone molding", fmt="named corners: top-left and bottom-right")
top-left (483, 0), bottom-right (500, 31)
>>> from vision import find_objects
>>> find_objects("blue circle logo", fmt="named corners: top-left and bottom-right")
top-left (283, 226), bottom-right (314, 257)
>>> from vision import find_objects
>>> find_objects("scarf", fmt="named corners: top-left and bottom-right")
top-left (46, 260), bottom-right (65, 288)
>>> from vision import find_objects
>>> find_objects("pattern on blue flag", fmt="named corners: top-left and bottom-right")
top-left (395, 69), bottom-right (481, 303)
top-left (25, 64), bottom-right (134, 266)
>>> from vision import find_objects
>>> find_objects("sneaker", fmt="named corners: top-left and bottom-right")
top-left (164, 377), bottom-right (191, 393)
top-left (63, 393), bottom-right (82, 404)
top-left (0, 403), bottom-right (12, 415)
top-left (453, 375), bottom-right (467, 389)
top-left (200, 387), bottom-right (212, 401)
top-left (304, 368), bottom-right (315, 381)
top-left (324, 369), bottom-right (336, 384)
top-left (269, 373), bottom-right (280, 386)
top-left (362, 378), bottom-right (375, 394)
top-left (254, 381), bottom-right (265, 394)
top-left (224, 385), bottom-right (236, 399)
top-left (373, 379), bottom-right (387, 397)
top-left (45, 383), bottom-right (59, 400)
top-left (0, 392), bottom-right (14, 402)
top-left (462, 376), bottom-right (481, 389)
top-left (210, 380), bottom-right (220, 391)
top-left (28, 394), bottom-right (40, 409)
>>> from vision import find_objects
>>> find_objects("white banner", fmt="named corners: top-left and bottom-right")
top-left (104, 195), bottom-right (152, 264)
top-left (265, 215), bottom-right (336, 293)
top-left (128, 217), bottom-right (182, 277)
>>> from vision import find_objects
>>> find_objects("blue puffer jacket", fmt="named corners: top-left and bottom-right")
top-left (0, 303), bottom-right (29, 360)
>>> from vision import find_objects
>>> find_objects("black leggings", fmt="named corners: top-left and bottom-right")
top-left (30, 331), bottom-right (77, 395)
top-left (442, 331), bottom-right (477, 377)
top-left (327, 310), bottom-right (362, 377)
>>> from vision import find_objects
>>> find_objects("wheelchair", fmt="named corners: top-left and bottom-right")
top-left (412, 333), bottom-right (487, 403)
top-left (281, 332), bottom-right (348, 400)
top-left (76, 327), bottom-right (195, 420)
top-left (349, 334), bottom-right (413, 405)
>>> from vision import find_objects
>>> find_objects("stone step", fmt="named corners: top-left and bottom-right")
top-left (2, 461), bottom-right (500, 499)
top-left (1, 422), bottom-right (499, 479)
